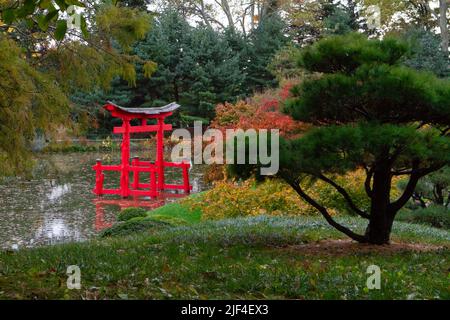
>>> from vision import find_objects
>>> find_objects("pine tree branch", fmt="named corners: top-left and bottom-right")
top-left (364, 166), bottom-right (373, 198)
top-left (317, 174), bottom-right (370, 219)
top-left (390, 163), bottom-right (445, 213)
top-left (282, 173), bottom-right (367, 243)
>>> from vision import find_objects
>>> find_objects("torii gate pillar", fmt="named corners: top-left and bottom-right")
top-left (92, 101), bottom-right (192, 198)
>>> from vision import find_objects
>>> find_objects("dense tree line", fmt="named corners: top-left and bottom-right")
top-left (73, 8), bottom-right (289, 134)
top-left (0, 0), bottom-right (448, 174)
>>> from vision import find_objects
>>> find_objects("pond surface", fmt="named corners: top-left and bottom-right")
top-left (0, 151), bottom-right (207, 249)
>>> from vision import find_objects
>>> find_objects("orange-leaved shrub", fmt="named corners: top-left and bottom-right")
top-left (211, 80), bottom-right (308, 139)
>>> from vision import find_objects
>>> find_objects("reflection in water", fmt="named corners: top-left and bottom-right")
top-left (47, 183), bottom-right (71, 202)
top-left (94, 198), bottom-right (162, 231)
top-left (94, 203), bottom-right (113, 231)
top-left (34, 218), bottom-right (83, 246)
top-left (0, 152), bottom-right (208, 249)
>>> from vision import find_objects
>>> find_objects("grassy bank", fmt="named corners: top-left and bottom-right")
top-left (147, 202), bottom-right (202, 224)
top-left (0, 216), bottom-right (448, 300)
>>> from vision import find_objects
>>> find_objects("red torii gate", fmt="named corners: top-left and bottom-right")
top-left (92, 101), bottom-right (191, 198)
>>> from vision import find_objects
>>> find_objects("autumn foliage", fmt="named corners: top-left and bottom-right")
top-left (211, 80), bottom-right (307, 138)
top-left (186, 170), bottom-right (402, 220)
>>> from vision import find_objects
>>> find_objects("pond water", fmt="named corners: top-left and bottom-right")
top-left (0, 151), bottom-right (207, 249)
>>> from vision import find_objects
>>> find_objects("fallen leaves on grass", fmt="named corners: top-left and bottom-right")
top-left (283, 239), bottom-right (447, 257)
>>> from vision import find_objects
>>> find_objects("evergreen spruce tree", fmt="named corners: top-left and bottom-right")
top-left (402, 28), bottom-right (450, 78)
top-left (242, 14), bottom-right (289, 92)
top-left (117, 10), bottom-right (243, 120)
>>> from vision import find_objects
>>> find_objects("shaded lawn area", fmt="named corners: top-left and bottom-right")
top-left (0, 216), bottom-right (448, 300)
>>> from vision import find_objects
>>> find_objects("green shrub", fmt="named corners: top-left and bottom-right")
top-left (100, 217), bottom-right (170, 237)
top-left (117, 207), bottom-right (148, 221)
top-left (147, 214), bottom-right (189, 226)
top-left (42, 143), bottom-right (98, 153)
top-left (397, 206), bottom-right (450, 229)
top-left (147, 202), bottom-right (202, 224)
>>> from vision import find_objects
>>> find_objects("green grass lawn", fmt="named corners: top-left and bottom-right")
top-left (0, 216), bottom-right (448, 300)
top-left (147, 201), bottom-right (202, 224)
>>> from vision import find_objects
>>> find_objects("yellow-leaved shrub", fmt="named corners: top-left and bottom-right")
top-left (183, 170), bottom-right (402, 220)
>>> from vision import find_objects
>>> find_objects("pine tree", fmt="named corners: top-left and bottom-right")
top-left (241, 13), bottom-right (289, 92)
top-left (280, 33), bottom-right (450, 244)
top-left (110, 10), bottom-right (243, 120)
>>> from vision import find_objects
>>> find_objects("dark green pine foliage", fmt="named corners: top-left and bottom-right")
top-left (241, 14), bottom-right (289, 92)
top-left (70, 86), bottom-right (128, 138)
top-left (120, 10), bottom-right (243, 120)
top-left (281, 33), bottom-right (450, 244)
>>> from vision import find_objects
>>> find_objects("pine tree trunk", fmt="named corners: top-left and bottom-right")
top-left (365, 163), bottom-right (394, 245)
top-left (365, 211), bottom-right (394, 245)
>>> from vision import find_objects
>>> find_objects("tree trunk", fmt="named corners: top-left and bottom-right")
top-left (220, 0), bottom-right (235, 32)
top-left (250, 1), bottom-right (255, 32)
top-left (198, 0), bottom-right (213, 29)
top-left (434, 184), bottom-right (445, 205)
top-left (439, 0), bottom-right (449, 53)
top-left (365, 163), bottom-right (394, 245)
top-left (365, 211), bottom-right (395, 245)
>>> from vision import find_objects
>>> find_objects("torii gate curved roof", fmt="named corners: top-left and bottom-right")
top-left (104, 101), bottom-right (180, 118)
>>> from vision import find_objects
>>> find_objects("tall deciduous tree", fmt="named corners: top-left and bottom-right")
top-left (0, 36), bottom-right (68, 175)
top-left (280, 33), bottom-right (450, 244)
top-left (363, 0), bottom-right (449, 52)
top-left (154, 0), bottom-right (282, 35)
top-left (286, 0), bottom-right (361, 45)
top-left (438, 0), bottom-right (449, 52)
top-left (0, 1), bottom-right (154, 175)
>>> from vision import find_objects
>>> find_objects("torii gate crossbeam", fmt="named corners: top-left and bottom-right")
top-left (92, 101), bottom-right (191, 198)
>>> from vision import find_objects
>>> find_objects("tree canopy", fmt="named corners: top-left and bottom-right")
top-left (0, 35), bottom-right (68, 174)
top-left (124, 10), bottom-right (244, 119)
top-left (95, 9), bottom-right (288, 123)
top-left (280, 33), bottom-right (450, 244)
top-left (0, 0), bottom-right (154, 174)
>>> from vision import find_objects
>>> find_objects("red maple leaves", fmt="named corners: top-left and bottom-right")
top-left (212, 80), bottom-right (307, 138)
